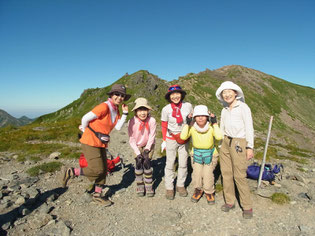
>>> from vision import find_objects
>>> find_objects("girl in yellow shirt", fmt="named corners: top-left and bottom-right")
top-left (180, 105), bottom-right (223, 204)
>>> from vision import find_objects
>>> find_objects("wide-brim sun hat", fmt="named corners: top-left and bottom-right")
top-left (107, 84), bottom-right (131, 101)
top-left (193, 105), bottom-right (209, 117)
top-left (132, 97), bottom-right (153, 111)
top-left (165, 84), bottom-right (186, 101)
top-left (215, 81), bottom-right (245, 103)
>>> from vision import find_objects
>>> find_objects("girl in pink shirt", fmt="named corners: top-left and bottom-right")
top-left (128, 98), bottom-right (156, 197)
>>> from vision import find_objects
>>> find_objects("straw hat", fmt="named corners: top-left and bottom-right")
top-left (132, 97), bottom-right (152, 111)
top-left (215, 81), bottom-right (245, 103)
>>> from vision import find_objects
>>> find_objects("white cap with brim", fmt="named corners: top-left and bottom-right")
top-left (215, 81), bottom-right (245, 103)
top-left (193, 105), bottom-right (209, 117)
top-left (132, 97), bottom-right (153, 111)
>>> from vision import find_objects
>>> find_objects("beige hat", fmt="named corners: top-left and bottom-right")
top-left (132, 97), bottom-right (152, 111)
top-left (215, 81), bottom-right (245, 103)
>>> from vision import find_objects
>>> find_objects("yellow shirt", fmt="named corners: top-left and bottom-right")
top-left (180, 123), bottom-right (223, 155)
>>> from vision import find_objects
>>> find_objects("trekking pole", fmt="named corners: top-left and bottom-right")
top-left (257, 116), bottom-right (273, 189)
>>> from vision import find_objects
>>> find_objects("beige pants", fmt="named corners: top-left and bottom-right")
top-left (192, 154), bottom-right (218, 194)
top-left (165, 139), bottom-right (189, 190)
top-left (81, 143), bottom-right (107, 185)
top-left (220, 136), bottom-right (252, 210)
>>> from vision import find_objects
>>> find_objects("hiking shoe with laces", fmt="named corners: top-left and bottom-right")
top-left (62, 167), bottom-right (75, 188)
top-left (176, 186), bottom-right (188, 197)
top-left (166, 190), bottom-right (175, 200)
top-left (92, 193), bottom-right (113, 207)
top-left (205, 193), bottom-right (215, 205)
top-left (243, 209), bottom-right (253, 219)
top-left (221, 204), bottom-right (235, 212)
top-left (191, 188), bottom-right (203, 203)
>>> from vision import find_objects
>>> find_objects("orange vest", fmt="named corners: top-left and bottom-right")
top-left (80, 102), bottom-right (120, 148)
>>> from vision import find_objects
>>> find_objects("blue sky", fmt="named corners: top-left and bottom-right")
top-left (1, 0), bottom-right (314, 118)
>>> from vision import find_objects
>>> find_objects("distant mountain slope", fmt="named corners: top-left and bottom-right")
top-left (34, 66), bottom-right (315, 152)
top-left (0, 109), bottom-right (33, 127)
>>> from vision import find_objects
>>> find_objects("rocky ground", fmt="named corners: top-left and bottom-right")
top-left (1, 125), bottom-right (315, 236)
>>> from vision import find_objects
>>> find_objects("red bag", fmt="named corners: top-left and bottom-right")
top-left (79, 153), bottom-right (88, 168)
top-left (79, 153), bottom-right (120, 173)
top-left (171, 133), bottom-right (189, 144)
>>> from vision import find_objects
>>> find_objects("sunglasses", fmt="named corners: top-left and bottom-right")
top-left (113, 92), bottom-right (126, 98)
top-left (168, 86), bottom-right (182, 91)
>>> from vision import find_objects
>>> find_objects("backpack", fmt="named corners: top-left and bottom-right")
top-left (246, 162), bottom-right (283, 182)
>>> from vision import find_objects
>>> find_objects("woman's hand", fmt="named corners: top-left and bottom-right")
top-left (246, 148), bottom-right (254, 160)
top-left (122, 104), bottom-right (128, 113)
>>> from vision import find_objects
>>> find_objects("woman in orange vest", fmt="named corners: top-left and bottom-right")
top-left (62, 84), bottom-right (130, 206)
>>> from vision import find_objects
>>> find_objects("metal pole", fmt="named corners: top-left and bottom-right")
top-left (257, 116), bottom-right (273, 189)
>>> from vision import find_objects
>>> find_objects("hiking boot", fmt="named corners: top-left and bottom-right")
top-left (166, 190), bottom-right (175, 200)
top-left (92, 193), bottom-right (113, 207)
top-left (221, 204), bottom-right (235, 212)
top-left (145, 185), bottom-right (154, 197)
top-left (243, 209), bottom-right (253, 219)
top-left (205, 193), bottom-right (215, 205)
top-left (176, 186), bottom-right (188, 197)
top-left (101, 186), bottom-right (111, 198)
top-left (136, 185), bottom-right (145, 197)
top-left (191, 188), bottom-right (203, 203)
top-left (62, 167), bottom-right (75, 188)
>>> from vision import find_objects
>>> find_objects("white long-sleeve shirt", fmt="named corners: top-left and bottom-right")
top-left (220, 100), bottom-right (254, 149)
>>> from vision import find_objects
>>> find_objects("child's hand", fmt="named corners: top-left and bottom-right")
top-left (186, 113), bottom-right (194, 126)
top-left (209, 113), bottom-right (217, 125)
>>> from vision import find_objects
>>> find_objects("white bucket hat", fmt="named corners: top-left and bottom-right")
top-left (193, 105), bottom-right (209, 117)
top-left (215, 81), bottom-right (245, 103)
top-left (132, 97), bottom-right (152, 111)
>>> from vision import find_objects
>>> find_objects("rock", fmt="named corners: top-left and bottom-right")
top-left (27, 213), bottom-right (52, 229)
top-left (298, 225), bottom-right (310, 233)
top-left (41, 220), bottom-right (71, 236)
top-left (15, 196), bottom-right (26, 205)
top-left (18, 205), bottom-right (31, 216)
top-left (38, 202), bottom-right (53, 214)
top-left (24, 188), bottom-right (40, 200)
top-left (49, 152), bottom-right (61, 159)
top-left (2, 222), bottom-right (11, 230)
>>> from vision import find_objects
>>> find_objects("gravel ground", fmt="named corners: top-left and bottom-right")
top-left (1, 125), bottom-right (315, 236)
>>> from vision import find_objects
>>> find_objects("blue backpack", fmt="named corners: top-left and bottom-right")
top-left (246, 163), bottom-right (283, 182)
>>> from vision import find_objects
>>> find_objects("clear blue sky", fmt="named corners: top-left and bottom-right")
top-left (1, 0), bottom-right (314, 118)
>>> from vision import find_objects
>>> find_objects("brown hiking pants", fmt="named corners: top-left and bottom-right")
top-left (81, 143), bottom-right (107, 185)
top-left (191, 154), bottom-right (218, 194)
top-left (220, 136), bottom-right (252, 210)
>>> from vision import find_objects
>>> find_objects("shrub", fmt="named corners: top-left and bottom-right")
top-left (271, 193), bottom-right (290, 205)
top-left (26, 161), bottom-right (63, 176)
